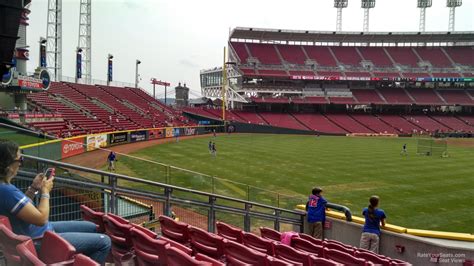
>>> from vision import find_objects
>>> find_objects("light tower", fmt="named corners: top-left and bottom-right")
top-left (77, 0), bottom-right (91, 84)
top-left (46, 0), bottom-right (62, 81)
top-left (417, 0), bottom-right (432, 32)
top-left (334, 0), bottom-right (348, 32)
top-left (447, 0), bottom-right (462, 31)
top-left (361, 0), bottom-right (375, 32)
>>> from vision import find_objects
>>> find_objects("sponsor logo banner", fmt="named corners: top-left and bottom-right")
top-left (61, 137), bottom-right (84, 158)
top-left (130, 130), bottom-right (147, 142)
top-left (165, 128), bottom-right (174, 138)
top-left (109, 132), bottom-right (128, 145)
top-left (148, 129), bottom-right (164, 139)
top-left (173, 128), bottom-right (181, 137)
top-left (184, 127), bottom-right (196, 136)
top-left (86, 134), bottom-right (108, 151)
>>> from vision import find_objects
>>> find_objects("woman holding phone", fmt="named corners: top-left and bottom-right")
top-left (0, 140), bottom-right (111, 264)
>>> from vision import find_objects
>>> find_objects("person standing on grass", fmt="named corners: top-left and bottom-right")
top-left (107, 151), bottom-right (117, 171)
top-left (400, 143), bottom-right (407, 156)
top-left (360, 195), bottom-right (386, 254)
top-left (208, 140), bottom-right (212, 154)
top-left (305, 187), bottom-right (327, 240)
top-left (211, 142), bottom-right (217, 157)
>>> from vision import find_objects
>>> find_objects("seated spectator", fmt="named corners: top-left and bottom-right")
top-left (0, 140), bottom-right (111, 264)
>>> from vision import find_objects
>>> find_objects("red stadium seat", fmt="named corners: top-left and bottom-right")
top-left (222, 239), bottom-right (267, 265)
top-left (0, 224), bottom-right (30, 265)
top-left (73, 254), bottom-right (100, 266)
top-left (165, 246), bottom-right (212, 266)
top-left (242, 231), bottom-right (275, 255)
top-left (323, 247), bottom-right (367, 266)
top-left (309, 255), bottom-right (343, 266)
top-left (80, 205), bottom-right (106, 233)
top-left (16, 231), bottom-right (76, 265)
top-left (130, 227), bottom-right (169, 266)
top-left (103, 214), bottom-right (134, 264)
top-left (299, 233), bottom-right (324, 246)
top-left (194, 253), bottom-right (225, 266)
top-left (0, 215), bottom-right (12, 230)
top-left (188, 226), bottom-right (225, 259)
top-left (324, 241), bottom-right (355, 256)
top-left (215, 221), bottom-right (243, 243)
top-left (291, 237), bottom-right (323, 257)
top-left (260, 227), bottom-right (282, 242)
top-left (160, 236), bottom-right (193, 254)
top-left (159, 215), bottom-right (190, 244)
top-left (355, 250), bottom-right (390, 266)
top-left (265, 255), bottom-right (293, 266)
top-left (274, 243), bottom-right (311, 266)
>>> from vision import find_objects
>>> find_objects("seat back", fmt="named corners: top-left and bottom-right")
top-left (323, 248), bottom-right (367, 266)
top-left (103, 215), bottom-right (133, 264)
top-left (355, 250), bottom-right (390, 266)
top-left (80, 205), bottom-right (105, 233)
top-left (165, 246), bottom-right (212, 266)
top-left (274, 243), bottom-right (311, 266)
top-left (194, 253), bottom-right (225, 266)
top-left (242, 231), bottom-right (274, 255)
top-left (223, 239), bottom-right (267, 265)
top-left (265, 255), bottom-right (293, 266)
top-left (309, 255), bottom-right (342, 266)
top-left (38, 231), bottom-right (76, 264)
top-left (159, 236), bottom-right (193, 255)
top-left (0, 215), bottom-right (12, 230)
top-left (215, 222), bottom-right (243, 243)
top-left (130, 227), bottom-right (168, 266)
top-left (325, 242), bottom-right (355, 256)
top-left (291, 237), bottom-right (323, 257)
top-left (0, 224), bottom-right (31, 264)
top-left (158, 215), bottom-right (190, 244)
top-left (16, 239), bottom-right (45, 266)
top-left (299, 233), bottom-right (323, 246)
top-left (260, 227), bottom-right (282, 242)
top-left (188, 226), bottom-right (224, 259)
top-left (73, 254), bottom-right (100, 266)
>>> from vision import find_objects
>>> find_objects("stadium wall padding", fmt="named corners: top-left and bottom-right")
top-left (229, 122), bottom-right (345, 136)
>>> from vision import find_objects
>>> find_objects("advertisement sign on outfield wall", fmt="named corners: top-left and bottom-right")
top-left (165, 128), bottom-right (174, 138)
top-left (148, 129), bottom-right (164, 139)
top-left (86, 134), bottom-right (108, 151)
top-left (109, 132), bottom-right (128, 145)
top-left (61, 137), bottom-right (85, 159)
top-left (184, 127), bottom-right (196, 136)
top-left (130, 131), bottom-right (147, 142)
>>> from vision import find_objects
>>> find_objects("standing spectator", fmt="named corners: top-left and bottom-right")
top-left (0, 140), bottom-right (111, 263)
top-left (305, 187), bottom-right (327, 240)
top-left (208, 140), bottom-right (212, 154)
top-left (211, 142), bottom-right (217, 157)
top-left (213, 129), bottom-right (216, 138)
top-left (107, 151), bottom-right (117, 171)
top-left (360, 195), bottom-right (386, 253)
top-left (400, 144), bottom-right (407, 156)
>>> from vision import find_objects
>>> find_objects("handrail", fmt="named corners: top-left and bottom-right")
top-left (22, 154), bottom-right (305, 215)
top-left (327, 202), bottom-right (352, 222)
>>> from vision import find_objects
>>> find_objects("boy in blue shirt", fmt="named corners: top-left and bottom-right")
top-left (360, 195), bottom-right (386, 253)
top-left (305, 187), bottom-right (327, 239)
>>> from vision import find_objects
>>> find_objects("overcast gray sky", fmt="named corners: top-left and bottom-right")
top-left (26, 0), bottom-right (473, 97)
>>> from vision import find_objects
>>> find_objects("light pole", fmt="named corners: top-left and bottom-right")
top-left (75, 47), bottom-right (83, 83)
top-left (39, 38), bottom-right (47, 68)
top-left (135, 59), bottom-right (141, 88)
top-left (107, 54), bottom-right (113, 86)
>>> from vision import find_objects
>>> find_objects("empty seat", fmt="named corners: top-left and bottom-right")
top-left (323, 247), bottom-right (366, 266)
top-left (215, 221), bottom-right (243, 243)
top-left (274, 243), bottom-right (311, 266)
top-left (80, 205), bottom-right (106, 233)
top-left (242, 231), bottom-right (275, 255)
top-left (130, 227), bottom-right (170, 266)
top-left (73, 254), bottom-right (100, 266)
top-left (165, 246), bottom-right (212, 266)
top-left (355, 250), bottom-right (390, 266)
top-left (103, 214), bottom-right (134, 264)
top-left (260, 227), bottom-right (282, 242)
top-left (159, 215), bottom-right (190, 244)
top-left (223, 239), bottom-right (267, 265)
top-left (265, 255), bottom-right (294, 266)
top-left (188, 226), bottom-right (224, 259)
top-left (325, 240), bottom-right (355, 255)
top-left (298, 233), bottom-right (324, 246)
top-left (309, 256), bottom-right (343, 266)
top-left (291, 237), bottom-right (323, 257)
top-left (0, 223), bottom-right (30, 265)
top-left (16, 231), bottom-right (76, 265)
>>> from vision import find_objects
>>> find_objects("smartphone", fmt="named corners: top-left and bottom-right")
top-left (44, 168), bottom-right (55, 180)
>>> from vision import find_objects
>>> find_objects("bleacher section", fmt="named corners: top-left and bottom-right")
top-left (404, 115), bottom-right (451, 132)
top-left (292, 113), bottom-right (346, 134)
top-left (258, 113), bottom-right (308, 130)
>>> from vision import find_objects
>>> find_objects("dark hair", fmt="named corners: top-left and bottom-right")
top-left (0, 140), bottom-right (19, 178)
top-left (312, 187), bottom-right (323, 195)
top-left (368, 195), bottom-right (380, 221)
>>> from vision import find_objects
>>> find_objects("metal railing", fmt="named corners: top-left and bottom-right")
top-left (19, 154), bottom-right (308, 233)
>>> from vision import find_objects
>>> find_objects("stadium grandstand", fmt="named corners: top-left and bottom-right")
top-left (1, 0), bottom-right (474, 265)
top-left (194, 28), bottom-right (474, 136)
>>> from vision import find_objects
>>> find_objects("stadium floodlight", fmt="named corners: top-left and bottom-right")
top-left (361, 0), bottom-right (376, 32)
top-left (46, 0), bottom-right (62, 81)
top-left (417, 0), bottom-right (432, 32)
top-left (135, 59), bottom-right (141, 88)
top-left (334, 0), bottom-right (348, 32)
top-left (77, 0), bottom-right (91, 84)
top-left (446, 0), bottom-right (462, 31)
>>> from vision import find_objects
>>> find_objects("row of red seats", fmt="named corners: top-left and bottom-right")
top-left (0, 215), bottom-right (98, 266)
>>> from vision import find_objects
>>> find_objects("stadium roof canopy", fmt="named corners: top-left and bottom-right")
top-left (229, 27), bottom-right (474, 45)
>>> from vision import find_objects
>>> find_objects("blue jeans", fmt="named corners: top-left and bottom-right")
top-left (50, 221), bottom-right (111, 264)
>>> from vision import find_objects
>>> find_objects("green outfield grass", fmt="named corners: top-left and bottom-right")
top-left (118, 134), bottom-right (474, 233)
